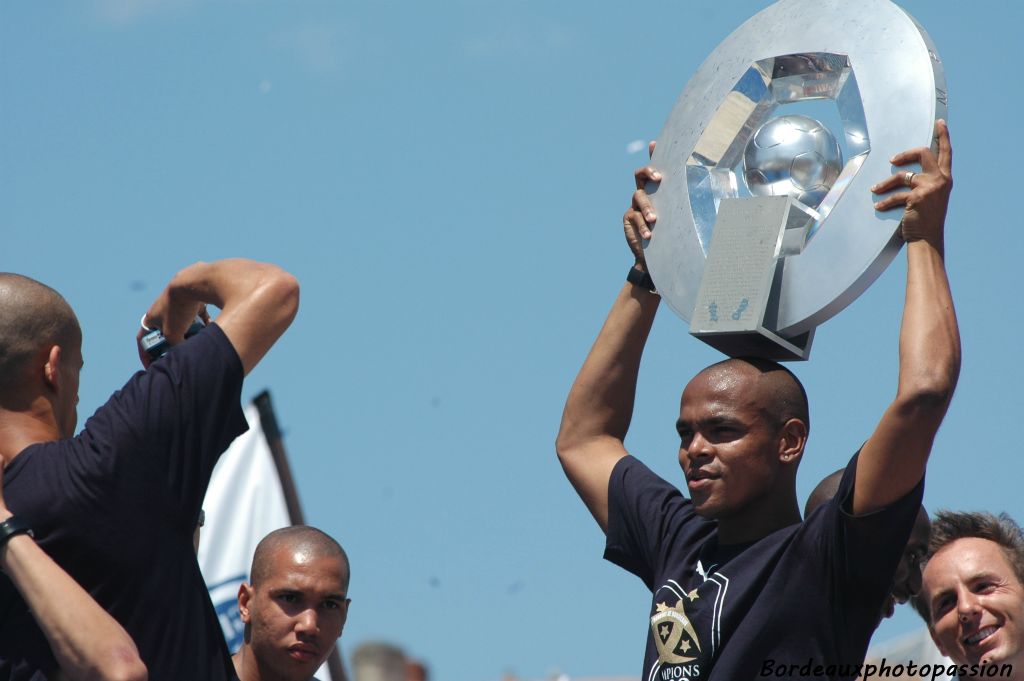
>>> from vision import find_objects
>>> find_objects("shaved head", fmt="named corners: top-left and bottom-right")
top-left (697, 357), bottom-right (809, 433)
top-left (804, 468), bottom-right (844, 518)
top-left (0, 274), bottom-right (80, 402)
top-left (250, 525), bottom-right (349, 591)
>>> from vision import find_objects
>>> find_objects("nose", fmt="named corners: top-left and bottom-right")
top-left (957, 590), bottom-right (982, 623)
top-left (683, 437), bottom-right (714, 473)
top-left (682, 429), bottom-right (714, 458)
top-left (295, 608), bottom-right (319, 635)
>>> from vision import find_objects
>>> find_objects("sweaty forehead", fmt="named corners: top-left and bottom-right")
top-left (681, 365), bottom-right (765, 416)
top-left (263, 547), bottom-right (348, 592)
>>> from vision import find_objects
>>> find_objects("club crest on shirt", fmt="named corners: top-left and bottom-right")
top-left (650, 590), bottom-right (701, 664)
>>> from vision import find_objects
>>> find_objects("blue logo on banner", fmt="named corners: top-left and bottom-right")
top-left (207, 574), bottom-right (248, 652)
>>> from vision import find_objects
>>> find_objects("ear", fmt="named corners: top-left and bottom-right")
top-left (777, 418), bottom-right (807, 465)
top-left (238, 583), bottom-right (254, 624)
top-left (339, 598), bottom-right (351, 633)
top-left (42, 346), bottom-right (62, 391)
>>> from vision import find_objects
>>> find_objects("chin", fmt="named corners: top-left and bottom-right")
top-left (982, 644), bottom-right (1021, 668)
top-left (691, 499), bottom-right (725, 519)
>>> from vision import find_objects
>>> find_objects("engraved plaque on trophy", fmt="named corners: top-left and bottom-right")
top-left (642, 0), bottom-right (946, 360)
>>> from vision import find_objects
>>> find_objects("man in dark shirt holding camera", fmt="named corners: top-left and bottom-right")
top-left (0, 259), bottom-right (299, 680)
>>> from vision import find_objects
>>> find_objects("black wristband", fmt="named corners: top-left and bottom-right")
top-left (626, 265), bottom-right (657, 293)
top-left (0, 516), bottom-right (33, 549)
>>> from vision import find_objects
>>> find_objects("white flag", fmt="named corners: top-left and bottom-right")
top-left (198, 401), bottom-right (335, 681)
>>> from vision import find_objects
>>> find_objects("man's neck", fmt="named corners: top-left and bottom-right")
top-left (232, 649), bottom-right (256, 681)
top-left (715, 496), bottom-right (802, 545)
top-left (0, 409), bottom-right (61, 464)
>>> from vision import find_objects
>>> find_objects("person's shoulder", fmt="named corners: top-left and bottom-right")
top-left (152, 322), bottom-right (244, 381)
top-left (177, 322), bottom-right (241, 363)
top-left (614, 454), bottom-right (667, 482)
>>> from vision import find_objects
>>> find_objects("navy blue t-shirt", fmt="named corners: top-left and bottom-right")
top-left (0, 324), bottom-right (248, 681)
top-left (605, 453), bottom-right (923, 681)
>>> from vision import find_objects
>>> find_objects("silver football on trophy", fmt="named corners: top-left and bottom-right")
top-left (742, 114), bottom-right (842, 210)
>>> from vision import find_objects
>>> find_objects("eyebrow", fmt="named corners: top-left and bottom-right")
top-left (930, 571), bottom-right (1001, 608)
top-left (269, 587), bottom-right (348, 601)
top-left (676, 415), bottom-right (739, 433)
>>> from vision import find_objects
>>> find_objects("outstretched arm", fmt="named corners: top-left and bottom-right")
top-left (856, 120), bottom-right (960, 515)
top-left (0, 472), bottom-right (147, 681)
top-left (556, 162), bottom-right (663, 532)
top-left (138, 258), bottom-right (300, 375)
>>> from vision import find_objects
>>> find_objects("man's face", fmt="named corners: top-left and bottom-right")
top-left (239, 548), bottom-right (349, 680)
top-left (882, 508), bottom-right (930, 620)
top-left (676, 367), bottom-right (785, 519)
top-left (922, 537), bottom-right (1024, 669)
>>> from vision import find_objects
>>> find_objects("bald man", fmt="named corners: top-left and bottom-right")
top-left (805, 469), bottom-right (931, 621)
top-left (0, 260), bottom-right (299, 680)
top-left (233, 526), bottom-right (350, 681)
top-left (556, 121), bottom-right (959, 680)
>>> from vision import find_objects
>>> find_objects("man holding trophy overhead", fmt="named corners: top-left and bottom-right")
top-left (557, 113), bottom-right (957, 679)
top-left (555, 0), bottom-right (959, 675)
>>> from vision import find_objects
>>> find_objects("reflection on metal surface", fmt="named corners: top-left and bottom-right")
top-left (645, 0), bottom-right (946, 335)
top-left (743, 114), bottom-right (842, 210)
top-left (684, 51), bottom-right (866, 254)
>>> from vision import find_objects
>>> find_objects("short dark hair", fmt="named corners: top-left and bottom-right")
top-left (249, 525), bottom-right (350, 591)
top-left (911, 511), bottom-right (1024, 623)
top-left (0, 274), bottom-right (80, 401)
top-left (702, 357), bottom-right (810, 432)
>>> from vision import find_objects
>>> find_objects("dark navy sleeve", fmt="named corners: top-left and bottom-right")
top-left (604, 456), bottom-right (703, 590)
top-left (70, 323), bottom-right (249, 527)
top-left (837, 451), bottom-right (924, 589)
top-left (806, 451), bottom-right (925, 607)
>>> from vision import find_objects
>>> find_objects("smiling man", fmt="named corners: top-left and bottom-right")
top-left (915, 511), bottom-right (1024, 680)
top-left (232, 526), bottom-right (351, 681)
top-left (556, 122), bottom-right (960, 680)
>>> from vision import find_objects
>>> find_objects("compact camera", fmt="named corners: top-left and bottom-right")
top-left (140, 316), bottom-right (206, 362)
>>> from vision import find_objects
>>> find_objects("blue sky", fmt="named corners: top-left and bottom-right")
top-left (2, 2), bottom-right (1021, 680)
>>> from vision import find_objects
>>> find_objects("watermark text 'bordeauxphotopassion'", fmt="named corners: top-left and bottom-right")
top-left (760, 658), bottom-right (1013, 679)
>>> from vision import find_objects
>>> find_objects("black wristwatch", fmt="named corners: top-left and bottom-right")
top-left (0, 516), bottom-right (33, 549)
top-left (626, 264), bottom-right (657, 293)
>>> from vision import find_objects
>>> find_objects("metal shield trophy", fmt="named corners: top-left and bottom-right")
top-left (643, 0), bottom-right (946, 360)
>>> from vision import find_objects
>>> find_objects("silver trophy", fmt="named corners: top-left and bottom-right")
top-left (643, 0), bottom-right (946, 360)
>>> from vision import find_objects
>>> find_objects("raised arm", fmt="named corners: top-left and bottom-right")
top-left (138, 258), bottom-right (300, 375)
top-left (856, 120), bottom-right (960, 515)
top-left (556, 162), bottom-right (662, 532)
top-left (0, 472), bottom-right (147, 681)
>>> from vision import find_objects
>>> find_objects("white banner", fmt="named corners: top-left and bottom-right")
top-left (198, 402), bottom-right (333, 681)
